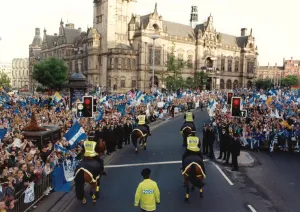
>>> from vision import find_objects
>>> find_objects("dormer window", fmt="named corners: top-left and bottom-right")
top-left (153, 24), bottom-right (159, 32)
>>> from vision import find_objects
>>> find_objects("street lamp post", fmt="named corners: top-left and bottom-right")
top-left (149, 34), bottom-right (160, 93)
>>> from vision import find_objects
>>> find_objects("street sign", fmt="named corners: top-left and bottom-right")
top-left (240, 110), bottom-right (247, 118)
top-left (76, 102), bottom-right (84, 118)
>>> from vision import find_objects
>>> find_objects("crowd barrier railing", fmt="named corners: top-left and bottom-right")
top-left (8, 174), bottom-right (52, 212)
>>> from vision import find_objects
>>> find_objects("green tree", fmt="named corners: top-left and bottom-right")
top-left (193, 71), bottom-right (209, 89)
top-left (281, 75), bottom-right (298, 86)
top-left (165, 44), bottom-right (186, 90)
top-left (0, 72), bottom-right (11, 89)
top-left (33, 57), bottom-right (68, 90)
top-left (255, 79), bottom-right (273, 90)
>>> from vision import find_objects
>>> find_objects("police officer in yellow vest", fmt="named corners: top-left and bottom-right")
top-left (182, 110), bottom-right (196, 132)
top-left (83, 132), bottom-right (107, 176)
top-left (182, 132), bottom-right (205, 174)
top-left (134, 168), bottom-right (160, 212)
top-left (137, 112), bottom-right (151, 136)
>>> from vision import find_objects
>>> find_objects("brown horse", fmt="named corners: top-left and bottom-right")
top-left (131, 128), bottom-right (148, 154)
top-left (182, 162), bottom-right (206, 202)
top-left (74, 139), bottom-right (106, 205)
top-left (181, 126), bottom-right (192, 147)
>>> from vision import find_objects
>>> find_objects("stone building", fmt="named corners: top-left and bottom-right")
top-left (0, 62), bottom-right (13, 86)
top-left (29, 1), bottom-right (258, 92)
top-left (29, 28), bottom-right (43, 91)
top-left (282, 57), bottom-right (300, 79)
top-left (11, 58), bottom-right (29, 89)
top-left (256, 63), bottom-right (283, 85)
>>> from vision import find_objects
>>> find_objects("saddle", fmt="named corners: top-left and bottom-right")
top-left (75, 159), bottom-right (101, 182)
top-left (181, 122), bottom-right (195, 133)
top-left (182, 155), bottom-right (206, 178)
top-left (137, 125), bottom-right (148, 137)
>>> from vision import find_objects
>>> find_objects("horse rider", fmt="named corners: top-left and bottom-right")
top-left (181, 109), bottom-right (196, 132)
top-left (83, 131), bottom-right (107, 176)
top-left (137, 111), bottom-right (151, 136)
top-left (182, 132), bottom-right (206, 174)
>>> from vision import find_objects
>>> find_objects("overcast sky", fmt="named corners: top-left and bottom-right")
top-left (0, 0), bottom-right (299, 66)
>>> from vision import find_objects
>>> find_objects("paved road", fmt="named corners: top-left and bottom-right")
top-left (64, 110), bottom-right (272, 212)
top-left (241, 151), bottom-right (300, 212)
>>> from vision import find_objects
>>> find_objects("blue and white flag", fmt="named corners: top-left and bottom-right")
top-left (63, 159), bottom-right (77, 182)
top-left (64, 122), bottom-right (87, 149)
top-left (54, 144), bottom-right (69, 153)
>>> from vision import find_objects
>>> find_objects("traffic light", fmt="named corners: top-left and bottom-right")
top-left (227, 92), bottom-right (233, 104)
top-left (93, 98), bottom-right (97, 113)
top-left (76, 102), bottom-right (84, 118)
top-left (82, 96), bottom-right (93, 118)
top-left (231, 97), bottom-right (241, 117)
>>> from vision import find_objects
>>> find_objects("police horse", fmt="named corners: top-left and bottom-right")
top-left (74, 139), bottom-right (106, 205)
top-left (182, 162), bottom-right (206, 202)
top-left (131, 128), bottom-right (148, 154)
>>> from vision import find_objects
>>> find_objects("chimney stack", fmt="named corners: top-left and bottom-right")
top-left (241, 28), bottom-right (247, 36)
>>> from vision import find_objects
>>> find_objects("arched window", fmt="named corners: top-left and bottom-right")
top-left (132, 59), bottom-right (136, 69)
top-left (122, 58), bottom-right (125, 69)
top-left (226, 79), bottom-right (232, 89)
top-left (220, 79), bottom-right (225, 89)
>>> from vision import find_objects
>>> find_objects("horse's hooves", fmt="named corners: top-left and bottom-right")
top-left (144, 146), bottom-right (147, 150)
top-left (184, 198), bottom-right (189, 203)
top-left (93, 200), bottom-right (96, 206)
top-left (135, 151), bottom-right (138, 154)
top-left (82, 199), bottom-right (87, 205)
top-left (200, 193), bottom-right (203, 198)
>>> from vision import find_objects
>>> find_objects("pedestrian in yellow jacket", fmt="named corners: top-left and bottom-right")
top-left (134, 168), bottom-right (160, 212)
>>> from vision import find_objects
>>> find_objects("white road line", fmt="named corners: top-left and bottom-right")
top-left (212, 162), bottom-right (234, 186)
top-left (247, 205), bottom-right (257, 212)
top-left (106, 159), bottom-right (209, 168)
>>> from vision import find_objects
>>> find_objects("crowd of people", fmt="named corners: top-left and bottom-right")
top-left (0, 89), bottom-right (201, 211)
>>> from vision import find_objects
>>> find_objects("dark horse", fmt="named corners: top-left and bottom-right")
top-left (131, 128), bottom-right (148, 154)
top-left (181, 126), bottom-right (192, 147)
top-left (74, 139), bottom-right (106, 205)
top-left (182, 162), bottom-right (206, 202)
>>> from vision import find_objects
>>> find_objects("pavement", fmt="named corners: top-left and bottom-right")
top-left (215, 150), bottom-right (255, 167)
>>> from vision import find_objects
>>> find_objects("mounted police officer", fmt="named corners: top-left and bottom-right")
top-left (181, 109), bottom-right (196, 132)
top-left (83, 132), bottom-right (107, 176)
top-left (137, 111), bottom-right (151, 136)
top-left (182, 132), bottom-right (205, 174)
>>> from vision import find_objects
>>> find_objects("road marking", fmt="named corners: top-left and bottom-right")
top-left (106, 159), bottom-right (209, 168)
top-left (247, 205), bottom-right (257, 212)
top-left (212, 162), bottom-right (234, 186)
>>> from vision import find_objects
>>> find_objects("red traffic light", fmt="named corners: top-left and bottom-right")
top-left (84, 98), bottom-right (91, 105)
top-left (233, 98), bottom-right (240, 107)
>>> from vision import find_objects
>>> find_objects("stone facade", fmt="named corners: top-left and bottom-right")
top-left (29, 28), bottom-right (43, 91)
top-left (283, 57), bottom-right (300, 78)
top-left (11, 58), bottom-right (29, 89)
top-left (257, 63), bottom-right (283, 85)
top-left (0, 62), bottom-right (13, 86)
top-left (29, 1), bottom-right (258, 92)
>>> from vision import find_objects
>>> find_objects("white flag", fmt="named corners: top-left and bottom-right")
top-left (63, 159), bottom-right (76, 182)
top-left (24, 182), bottom-right (35, 203)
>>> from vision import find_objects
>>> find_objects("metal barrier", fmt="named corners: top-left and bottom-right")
top-left (8, 174), bottom-right (52, 212)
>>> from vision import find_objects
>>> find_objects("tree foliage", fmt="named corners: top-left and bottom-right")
top-left (33, 57), bottom-right (68, 90)
top-left (165, 44), bottom-right (186, 90)
top-left (255, 79), bottom-right (273, 90)
top-left (193, 71), bottom-right (209, 89)
top-left (0, 72), bottom-right (11, 89)
top-left (281, 75), bottom-right (298, 86)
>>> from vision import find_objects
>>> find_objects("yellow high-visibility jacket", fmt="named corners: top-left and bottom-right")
top-left (134, 179), bottom-right (160, 211)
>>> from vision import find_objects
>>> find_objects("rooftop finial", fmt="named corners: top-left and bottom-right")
top-left (60, 18), bottom-right (64, 25)
top-left (154, 2), bottom-right (158, 13)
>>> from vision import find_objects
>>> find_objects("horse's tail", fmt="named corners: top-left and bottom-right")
top-left (74, 169), bottom-right (85, 200)
top-left (189, 164), bottom-right (203, 189)
top-left (131, 130), bottom-right (138, 147)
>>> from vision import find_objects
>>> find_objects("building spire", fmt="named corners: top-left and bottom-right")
top-left (154, 2), bottom-right (158, 13)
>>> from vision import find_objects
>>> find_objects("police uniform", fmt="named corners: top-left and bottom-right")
top-left (83, 140), bottom-right (105, 175)
top-left (134, 168), bottom-right (160, 212)
top-left (137, 113), bottom-right (151, 136)
top-left (183, 111), bottom-right (196, 132)
top-left (182, 134), bottom-right (205, 173)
